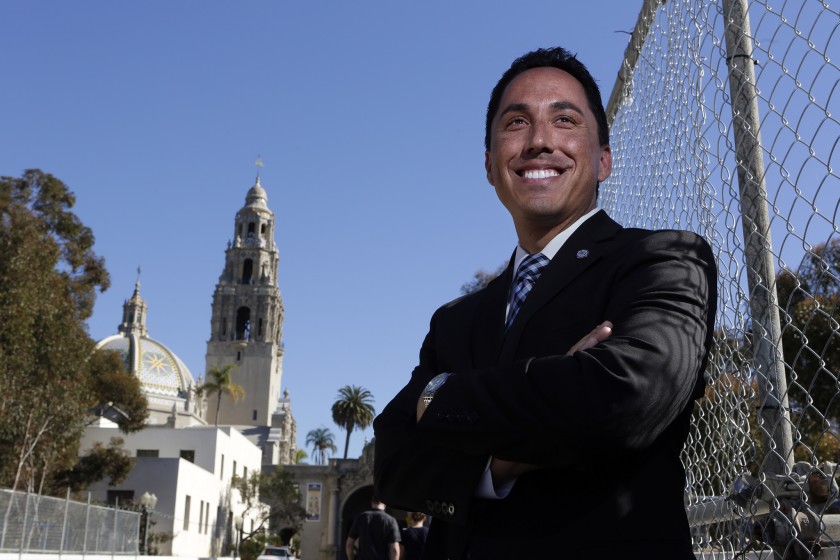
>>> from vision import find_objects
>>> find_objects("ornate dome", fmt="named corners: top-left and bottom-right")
top-left (97, 333), bottom-right (195, 398)
top-left (95, 280), bottom-right (196, 399)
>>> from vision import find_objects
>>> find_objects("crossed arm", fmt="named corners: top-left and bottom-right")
top-left (415, 321), bottom-right (615, 487)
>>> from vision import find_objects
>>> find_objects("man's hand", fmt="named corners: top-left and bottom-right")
top-left (565, 320), bottom-right (613, 355)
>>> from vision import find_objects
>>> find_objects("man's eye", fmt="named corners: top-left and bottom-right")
top-left (507, 117), bottom-right (528, 127)
top-left (556, 115), bottom-right (575, 125)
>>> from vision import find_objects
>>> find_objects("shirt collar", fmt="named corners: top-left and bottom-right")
top-left (512, 207), bottom-right (600, 273)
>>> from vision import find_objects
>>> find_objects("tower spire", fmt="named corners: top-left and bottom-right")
top-left (119, 272), bottom-right (148, 337)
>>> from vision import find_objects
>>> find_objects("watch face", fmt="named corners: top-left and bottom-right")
top-left (425, 373), bottom-right (449, 393)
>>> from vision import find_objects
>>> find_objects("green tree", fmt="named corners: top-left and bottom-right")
top-left (294, 449), bottom-right (308, 464)
top-left (87, 349), bottom-right (148, 432)
top-left (775, 239), bottom-right (840, 462)
top-left (196, 364), bottom-right (245, 426)
top-left (51, 437), bottom-right (133, 493)
top-left (232, 467), bottom-right (306, 558)
top-left (0, 169), bottom-right (111, 495)
top-left (331, 385), bottom-right (375, 459)
top-left (305, 427), bottom-right (337, 465)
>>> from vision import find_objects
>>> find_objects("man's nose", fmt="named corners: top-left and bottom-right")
top-left (526, 120), bottom-right (553, 154)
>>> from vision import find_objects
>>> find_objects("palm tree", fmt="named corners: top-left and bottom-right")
top-left (331, 385), bottom-right (375, 459)
top-left (294, 449), bottom-right (309, 464)
top-left (305, 427), bottom-right (337, 465)
top-left (196, 364), bottom-right (245, 426)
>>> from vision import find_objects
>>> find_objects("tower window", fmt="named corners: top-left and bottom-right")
top-left (258, 318), bottom-right (263, 336)
top-left (235, 307), bottom-right (251, 340)
top-left (242, 259), bottom-right (253, 284)
top-left (220, 319), bottom-right (227, 339)
top-left (260, 223), bottom-right (266, 235)
top-left (252, 410), bottom-right (257, 421)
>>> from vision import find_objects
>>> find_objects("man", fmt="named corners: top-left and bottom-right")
top-left (345, 499), bottom-right (401, 560)
top-left (373, 47), bottom-right (717, 559)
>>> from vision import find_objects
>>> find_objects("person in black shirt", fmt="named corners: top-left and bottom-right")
top-left (345, 499), bottom-right (401, 560)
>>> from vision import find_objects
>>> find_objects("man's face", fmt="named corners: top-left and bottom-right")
top-left (485, 67), bottom-right (612, 236)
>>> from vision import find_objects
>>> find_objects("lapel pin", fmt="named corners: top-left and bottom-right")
top-left (576, 249), bottom-right (590, 259)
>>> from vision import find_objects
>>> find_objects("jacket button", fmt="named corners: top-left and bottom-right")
top-left (447, 504), bottom-right (456, 516)
top-left (435, 411), bottom-right (445, 421)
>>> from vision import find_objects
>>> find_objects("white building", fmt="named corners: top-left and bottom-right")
top-left (81, 423), bottom-right (263, 556)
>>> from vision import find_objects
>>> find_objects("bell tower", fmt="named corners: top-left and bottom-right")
top-left (205, 176), bottom-right (285, 428)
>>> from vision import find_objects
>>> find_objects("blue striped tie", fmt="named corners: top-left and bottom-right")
top-left (506, 253), bottom-right (550, 331)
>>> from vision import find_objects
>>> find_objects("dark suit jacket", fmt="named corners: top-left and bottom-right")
top-left (373, 210), bottom-right (717, 559)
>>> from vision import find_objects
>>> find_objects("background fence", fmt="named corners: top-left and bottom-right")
top-left (601, 0), bottom-right (839, 557)
top-left (0, 489), bottom-right (140, 555)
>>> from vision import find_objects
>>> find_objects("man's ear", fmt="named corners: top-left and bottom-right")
top-left (597, 144), bottom-right (613, 183)
top-left (485, 151), bottom-right (494, 185)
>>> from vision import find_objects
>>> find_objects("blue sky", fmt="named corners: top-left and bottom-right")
top-left (1, 1), bottom-right (643, 460)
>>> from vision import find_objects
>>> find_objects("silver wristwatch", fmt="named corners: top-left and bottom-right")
top-left (422, 373), bottom-right (451, 408)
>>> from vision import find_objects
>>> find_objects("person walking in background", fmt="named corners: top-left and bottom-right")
top-left (373, 46), bottom-right (717, 559)
top-left (399, 512), bottom-right (428, 560)
top-left (345, 498), bottom-right (400, 560)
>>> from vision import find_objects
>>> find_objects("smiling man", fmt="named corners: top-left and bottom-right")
top-left (374, 47), bottom-right (717, 559)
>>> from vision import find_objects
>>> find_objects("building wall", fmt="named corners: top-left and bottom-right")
top-left (81, 424), bottom-right (263, 556)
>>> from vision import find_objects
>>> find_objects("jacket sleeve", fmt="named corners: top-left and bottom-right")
top-left (414, 231), bottom-right (716, 465)
top-left (373, 313), bottom-right (490, 527)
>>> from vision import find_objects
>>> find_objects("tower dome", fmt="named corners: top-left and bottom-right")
top-left (245, 176), bottom-right (268, 209)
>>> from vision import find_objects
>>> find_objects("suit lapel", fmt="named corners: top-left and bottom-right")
top-left (499, 211), bottom-right (623, 364)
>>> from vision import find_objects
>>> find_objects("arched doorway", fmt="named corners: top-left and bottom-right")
top-left (340, 485), bottom-right (372, 560)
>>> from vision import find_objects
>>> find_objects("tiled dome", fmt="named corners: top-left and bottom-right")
top-left (94, 279), bottom-right (195, 399)
top-left (96, 333), bottom-right (194, 398)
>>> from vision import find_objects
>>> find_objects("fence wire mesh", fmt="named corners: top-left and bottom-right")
top-left (0, 489), bottom-right (140, 554)
top-left (602, 0), bottom-right (839, 557)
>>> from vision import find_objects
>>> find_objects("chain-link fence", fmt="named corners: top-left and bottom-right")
top-left (0, 489), bottom-right (140, 555)
top-left (601, 0), bottom-right (839, 557)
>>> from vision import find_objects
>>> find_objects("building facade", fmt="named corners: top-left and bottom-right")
top-left (84, 176), bottom-right (300, 556)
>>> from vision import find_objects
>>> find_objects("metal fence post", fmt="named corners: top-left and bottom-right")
top-left (605, 0), bottom-right (662, 128)
top-left (83, 492), bottom-right (91, 558)
top-left (19, 489), bottom-right (30, 560)
top-left (112, 497), bottom-right (118, 560)
top-left (721, 0), bottom-right (795, 476)
top-left (59, 487), bottom-right (70, 558)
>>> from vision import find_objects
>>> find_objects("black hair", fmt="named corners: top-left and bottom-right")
top-left (484, 47), bottom-right (609, 151)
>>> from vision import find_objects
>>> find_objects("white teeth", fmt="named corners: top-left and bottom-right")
top-left (522, 169), bottom-right (560, 179)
